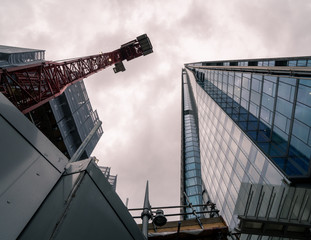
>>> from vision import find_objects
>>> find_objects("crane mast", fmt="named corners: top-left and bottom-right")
top-left (0, 34), bottom-right (152, 114)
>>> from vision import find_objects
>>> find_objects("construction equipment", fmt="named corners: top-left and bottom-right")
top-left (0, 34), bottom-right (153, 114)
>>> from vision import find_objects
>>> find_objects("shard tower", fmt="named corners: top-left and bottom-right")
top-left (181, 57), bottom-right (311, 238)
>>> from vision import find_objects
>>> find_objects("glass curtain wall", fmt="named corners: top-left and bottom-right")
top-left (181, 69), bottom-right (203, 219)
top-left (192, 67), bottom-right (311, 180)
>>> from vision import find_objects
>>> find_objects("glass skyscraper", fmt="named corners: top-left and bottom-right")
top-left (181, 57), bottom-right (311, 238)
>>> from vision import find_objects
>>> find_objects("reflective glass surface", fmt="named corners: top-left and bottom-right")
top-left (184, 63), bottom-right (311, 230)
top-left (181, 69), bottom-right (203, 219)
top-left (193, 68), bottom-right (311, 179)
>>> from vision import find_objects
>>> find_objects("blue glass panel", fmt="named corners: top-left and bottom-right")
top-left (249, 114), bottom-right (257, 121)
top-left (228, 74), bottom-right (234, 85)
top-left (285, 160), bottom-right (304, 176)
top-left (185, 170), bottom-right (196, 178)
top-left (265, 75), bottom-right (277, 83)
top-left (241, 88), bottom-right (250, 100)
top-left (247, 121), bottom-right (258, 130)
top-left (278, 82), bottom-right (295, 102)
top-left (240, 99), bottom-right (248, 110)
top-left (276, 97), bottom-right (293, 118)
top-left (250, 91), bottom-right (261, 104)
top-left (289, 60), bottom-right (297, 66)
top-left (290, 135), bottom-right (311, 159)
top-left (188, 196), bottom-right (201, 205)
top-left (238, 121), bottom-right (247, 130)
top-left (185, 157), bottom-right (195, 164)
top-left (292, 119), bottom-right (309, 143)
top-left (289, 157), bottom-right (308, 175)
top-left (234, 87), bottom-right (241, 98)
top-left (297, 60), bottom-right (307, 66)
top-left (300, 79), bottom-right (311, 87)
top-left (185, 162), bottom-right (201, 171)
top-left (228, 84), bottom-right (233, 95)
top-left (295, 102), bottom-right (311, 127)
top-left (274, 112), bottom-right (288, 133)
top-left (186, 186), bottom-right (200, 196)
top-left (242, 74), bottom-right (251, 89)
top-left (251, 78), bottom-right (261, 92)
top-left (269, 142), bottom-right (286, 157)
top-left (271, 130), bottom-right (288, 155)
top-left (185, 146), bottom-right (196, 152)
top-left (260, 107), bottom-right (273, 125)
top-left (249, 102), bottom-right (259, 117)
top-left (279, 77), bottom-right (296, 86)
top-left (272, 157), bottom-right (286, 170)
top-left (186, 177), bottom-right (201, 187)
top-left (263, 79), bottom-right (276, 96)
top-left (258, 142), bottom-right (269, 153)
top-left (185, 151), bottom-right (200, 158)
top-left (248, 131), bottom-right (257, 140)
top-left (261, 93), bottom-right (275, 110)
top-left (297, 84), bottom-right (311, 107)
top-left (258, 130), bottom-right (271, 142)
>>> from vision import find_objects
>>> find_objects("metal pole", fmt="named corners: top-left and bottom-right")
top-left (184, 192), bottom-right (204, 229)
top-left (141, 181), bottom-right (151, 239)
top-left (69, 121), bottom-right (102, 163)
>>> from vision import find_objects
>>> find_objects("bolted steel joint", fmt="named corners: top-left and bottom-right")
top-left (141, 208), bottom-right (152, 220)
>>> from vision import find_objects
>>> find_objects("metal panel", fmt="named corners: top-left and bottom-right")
top-left (19, 160), bottom-right (145, 240)
top-left (52, 174), bottom-right (141, 240)
top-left (0, 116), bottom-right (61, 240)
top-left (86, 161), bottom-right (145, 239)
top-left (18, 173), bottom-right (82, 239)
top-left (0, 93), bottom-right (68, 172)
top-left (0, 92), bottom-right (70, 239)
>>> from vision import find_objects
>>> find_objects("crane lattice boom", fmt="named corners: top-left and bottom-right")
top-left (0, 34), bottom-right (152, 114)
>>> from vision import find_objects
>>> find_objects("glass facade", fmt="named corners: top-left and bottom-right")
top-left (181, 56), bottom-right (311, 237)
top-left (50, 80), bottom-right (103, 159)
top-left (181, 69), bottom-right (203, 219)
top-left (191, 64), bottom-right (311, 180)
top-left (0, 45), bottom-right (45, 68)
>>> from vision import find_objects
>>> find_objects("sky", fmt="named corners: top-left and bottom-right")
top-left (2, 0), bottom-right (311, 222)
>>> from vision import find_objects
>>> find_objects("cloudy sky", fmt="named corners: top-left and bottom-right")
top-left (2, 0), bottom-right (311, 222)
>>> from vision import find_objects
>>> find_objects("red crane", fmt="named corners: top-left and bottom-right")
top-left (0, 34), bottom-right (153, 114)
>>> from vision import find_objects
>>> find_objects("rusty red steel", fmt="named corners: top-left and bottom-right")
top-left (0, 37), bottom-right (148, 114)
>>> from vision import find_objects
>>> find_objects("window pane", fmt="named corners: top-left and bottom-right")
top-left (249, 102), bottom-right (259, 117)
top-left (274, 112), bottom-right (287, 132)
top-left (289, 60), bottom-right (297, 66)
top-left (263, 80), bottom-right (276, 96)
top-left (290, 136), bottom-right (311, 159)
top-left (242, 74), bottom-right (251, 89)
top-left (297, 60), bottom-right (307, 66)
top-left (261, 93), bottom-right (275, 111)
top-left (260, 107), bottom-right (273, 125)
top-left (278, 82), bottom-right (295, 102)
top-left (295, 102), bottom-right (311, 127)
top-left (300, 79), bottom-right (311, 87)
top-left (292, 119), bottom-right (309, 143)
top-left (250, 90), bottom-right (261, 103)
top-left (241, 88), bottom-right (250, 100)
top-left (297, 84), bottom-right (311, 107)
top-left (279, 77), bottom-right (296, 86)
top-left (276, 97), bottom-right (293, 118)
top-left (251, 78), bottom-right (261, 92)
